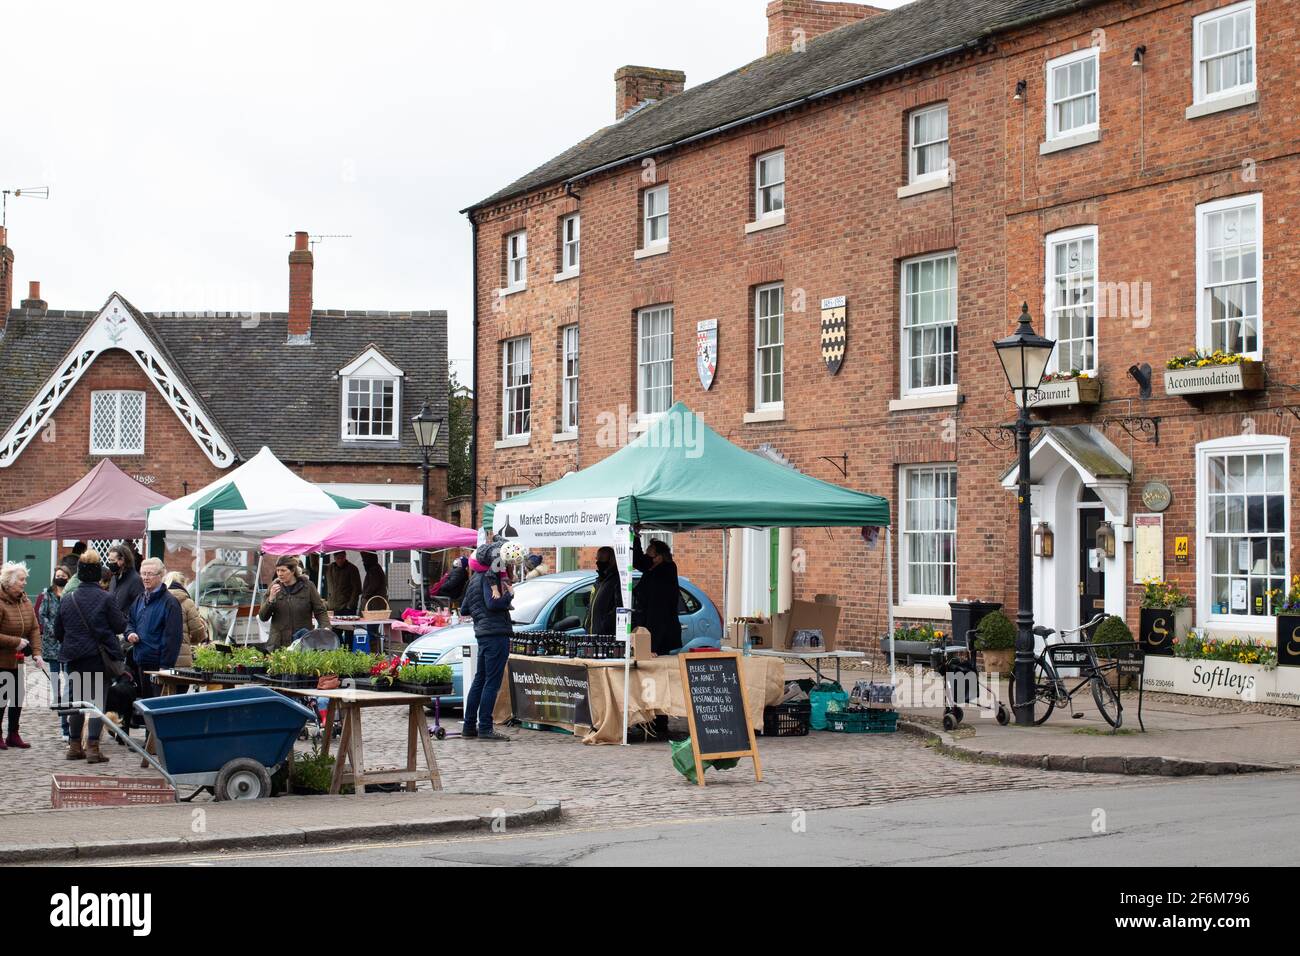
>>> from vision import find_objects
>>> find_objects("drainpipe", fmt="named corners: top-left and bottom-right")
top-left (470, 216), bottom-right (480, 530)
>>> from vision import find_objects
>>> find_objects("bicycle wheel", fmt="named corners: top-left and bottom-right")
top-left (1091, 675), bottom-right (1123, 729)
top-left (1008, 659), bottom-right (1057, 725)
top-left (1031, 659), bottom-right (1059, 725)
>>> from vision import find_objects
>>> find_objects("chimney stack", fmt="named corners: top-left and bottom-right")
top-left (615, 66), bottom-right (686, 120)
top-left (21, 280), bottom-right (46, 313)
top-left (287, 230), bottom-right (313, 343)
top-left (765, 0), bottom-right (886, 56)
top-left (0, 227), bottom-right (13, 337)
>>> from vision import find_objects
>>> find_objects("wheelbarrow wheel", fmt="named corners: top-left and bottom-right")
top-left (214, 758), bottom-right (273, 801)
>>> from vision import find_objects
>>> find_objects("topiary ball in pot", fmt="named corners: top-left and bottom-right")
top-left (974, 610), bottom-right (1016, 676)
top-left (1090, 615), bottom-right (1138, 688)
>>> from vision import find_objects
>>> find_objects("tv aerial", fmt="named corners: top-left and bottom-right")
top-left (284, 233), bottom-right (352, 252)
top-left (1, 186), bottom-right (50, 228)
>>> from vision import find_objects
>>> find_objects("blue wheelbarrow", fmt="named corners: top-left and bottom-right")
top-left (134, 686), bottom-right (315, 801)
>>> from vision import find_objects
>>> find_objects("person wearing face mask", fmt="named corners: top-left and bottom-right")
top-left (631, 533), bottom-right (682, 656)
top-left (106, 544), bottom-right (143, 616)
top-left (36, 567), bottom-right (71, 740)
top-left (585, 547), bottom-right (623, 636)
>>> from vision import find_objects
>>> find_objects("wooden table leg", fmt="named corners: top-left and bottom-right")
top-left (321, 699), bottom-right (338, 760)
top-left (349, 705), bottom-right (366, 797)
top-left (330, 707), bottom-right (353, 795)
top-left (415, 702), bottom-right (442, 791)
top-left (405, 704), bottom-right (419, 792)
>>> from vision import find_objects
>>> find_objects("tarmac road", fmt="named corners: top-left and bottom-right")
top-left (103, 773), bottom-right (1300, 866)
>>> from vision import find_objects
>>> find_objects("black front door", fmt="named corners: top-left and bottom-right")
top-left (1079, 507), bottom-right (1106, 636)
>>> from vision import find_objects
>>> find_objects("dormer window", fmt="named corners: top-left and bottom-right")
top-left (339, 346), bottom-right (403, 441)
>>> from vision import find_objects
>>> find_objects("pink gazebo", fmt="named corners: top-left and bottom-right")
top-left (0, 459), bottom-right (171, 539)
top-left (260, 504), bottom-right (478, 555)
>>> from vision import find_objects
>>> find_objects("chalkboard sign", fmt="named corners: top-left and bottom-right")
top-left (678, 651), bottom-right (762, 787)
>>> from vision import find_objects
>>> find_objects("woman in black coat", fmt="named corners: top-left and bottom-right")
top-left (631, 536), bottom-right (682, 655)
top-left (55, 551), bottom-right (127, 763)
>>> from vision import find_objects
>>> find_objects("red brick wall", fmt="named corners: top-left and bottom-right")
top-left (474, 0), bottom-right (1300, 650)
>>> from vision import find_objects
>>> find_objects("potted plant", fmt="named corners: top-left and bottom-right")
top-left (1088, 615), bottom-right (1139, 688)
top-left (974, 610), bottom-right (1015, 676)
top-left (1268, 577), bottom-right (1300, 668)
top-left (397, 662), bottom-right (454, 696)
top-left (1164, 349), bottom-right (1264, 396)
top-left (365, 656), bottom-right (402, 691)
top-left (1138, 578), bottom-right (1192, 656)
top-left (262, 649), bottom-right (319, 688)
top-left (289, 741), bottom-right (352, 796)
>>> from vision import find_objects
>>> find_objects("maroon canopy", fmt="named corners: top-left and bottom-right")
top-left (0, 459), bottom-right (172, 539)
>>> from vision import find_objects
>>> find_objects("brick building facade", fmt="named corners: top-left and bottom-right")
top-left (0, 229), bottom-right (449, 599)
top-left (467, 0), bottom-right (1298, 651)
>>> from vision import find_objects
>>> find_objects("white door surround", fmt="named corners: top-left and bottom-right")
top-left (1002, 426), bottom-right (1131, 645)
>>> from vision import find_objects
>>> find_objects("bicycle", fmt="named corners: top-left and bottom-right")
top-left (1007, 613), bottom-right (1124, 729)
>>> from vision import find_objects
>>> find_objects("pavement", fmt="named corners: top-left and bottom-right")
top-left (0, 792), bottom-right (560, 864)
top-left (896, 676), bottom-right (1300, 775)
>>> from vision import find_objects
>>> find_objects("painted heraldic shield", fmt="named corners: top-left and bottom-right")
top-left (820, 299), bottom-right (846, 375)
top-left (696, 319), bottom-right (718, 390)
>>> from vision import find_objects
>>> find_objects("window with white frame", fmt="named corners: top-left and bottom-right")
top-left (561, 214), bottom-right (580, 274)
top-left (90, 390), bottom-right (145, 455)
top-left (900, 465), bottom-right (957, 602)
top-left (901, 252), bottom-right (958, 394)
top-left (1198, 435), bottom-right (1287, 623)
top-left (339, 346), bottom-right (403, 441)
top-left (561, 324), bottom-right (579, 433)
top-left (754, 284), bottom-right (784, 408)
top-left (1198, 193), bottom-right (1262, 357)
top-left (345, 378), bottom-right (397, 440)
top-left (1194, 1), bottom-right (1255, 104)
top-left (755, 150), bottom-right (785, 219)
top-left (501, 485), bottom-right (529, 500)
top-left (505, 230), bottom-right (527, 291)
top-left (1046, 48), bottom-right (1099, 141)
top-left (1045, 227), bottom-right (1098, 373)
top-left (637, 305), bottom-right (673, 416)
top-left (908, 104), bottom-right (949, 183)
top-left (643, 186), bottom-right (669, 246)
top-left (502, 336), bottom-right (532, 438)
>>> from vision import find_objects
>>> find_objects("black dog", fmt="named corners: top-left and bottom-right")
top-left (103, 672), bottom-right (140, 743)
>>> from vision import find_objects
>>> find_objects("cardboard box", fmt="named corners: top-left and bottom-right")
top-left (631, 627), bottom-right (653, 661)
top-left (727, 601), bottom-right (841, 651)
top-left (772, 599), bottom-right (841, 651)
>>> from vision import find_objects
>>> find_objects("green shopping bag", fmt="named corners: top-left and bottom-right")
top-left (670, 738), bottom-right (740, 784)
top-left (809, 682), bottom-right (848, 730)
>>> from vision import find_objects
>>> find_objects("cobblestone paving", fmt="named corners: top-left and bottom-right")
top-left (0, 687), bottom-right (1149, 827)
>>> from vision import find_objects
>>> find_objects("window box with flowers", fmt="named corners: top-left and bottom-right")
top-left (1142, 630), bottom-right (1294, 706)
top-left (880, 623), bottom-right (946, 666)
top-left (1268, 577), bottom-right (1300, 668)
top-left (1164, 350), bottom-right (1264, 397)
top-left (1138, 578), bottom-right (1192, 657)
top-left (1015, 370), bottom-right (1101, 409)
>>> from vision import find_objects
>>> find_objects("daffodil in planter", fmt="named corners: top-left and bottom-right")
top-left (1138, 578), bottom-right (1192, 656)
top-left (1015, 369), bottom-right (1101, 409)
top-left (1164, 349), bottom-right (1264, 396)
top-left (1267, 576), bottom-right (1300, 668)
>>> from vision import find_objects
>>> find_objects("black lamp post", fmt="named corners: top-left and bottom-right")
top-left (994, 303), bottom-right (1057, 725)
top-left (411, 400), bottom-right (444, 610)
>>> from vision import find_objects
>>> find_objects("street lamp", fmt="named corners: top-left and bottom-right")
top-left (412, 400), bottom-right (444, 610)
top-left (994, 303), bottom-right (1056, 725)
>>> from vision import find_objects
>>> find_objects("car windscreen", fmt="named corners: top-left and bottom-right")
top-left (506, 579), bottom-right (570, 625)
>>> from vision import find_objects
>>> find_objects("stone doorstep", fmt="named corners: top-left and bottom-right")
top-left (0, 799), bottom-right (562, 865)
top-left (897, 720), bottom-right (1290, 778)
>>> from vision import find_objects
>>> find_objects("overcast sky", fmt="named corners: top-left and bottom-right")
top-left (5, 0), bottom-right (908, 382)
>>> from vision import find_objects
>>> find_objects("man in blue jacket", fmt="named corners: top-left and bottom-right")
top-left (460, 542), bottom-right (515, 741)
top-left (125, 558), bottom-right (183, 703)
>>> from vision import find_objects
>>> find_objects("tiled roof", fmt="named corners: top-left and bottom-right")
top-left (468, 0), bottom-right (1104, 211)
top-left (0, 304), bottom-right (449, 467)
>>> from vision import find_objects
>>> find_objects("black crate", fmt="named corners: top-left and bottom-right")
top-left (762, 701), bottom-right (811, 737)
